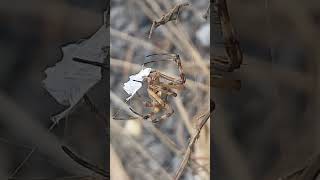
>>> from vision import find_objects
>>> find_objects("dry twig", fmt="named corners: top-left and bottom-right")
top-left (148, 2), bottom-right (189, 39)
top-left (134, 0), bottom-right (209, 75)
top-left (61, 146), bottom-right (109, 178)
top-left (173, 109), bottom-right (212, 180)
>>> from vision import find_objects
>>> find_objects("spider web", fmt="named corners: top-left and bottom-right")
top-left (112, 53), bottom-right (189, 121)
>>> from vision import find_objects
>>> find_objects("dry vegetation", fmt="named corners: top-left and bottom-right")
top-left (110, 0), bottom-right (320, 179)
top-left (2, 0), bottom-right (320, 179)
top-left (212, 0), bottom-right (320, 180)
top-left (110, 0), bottom-right (210, 179)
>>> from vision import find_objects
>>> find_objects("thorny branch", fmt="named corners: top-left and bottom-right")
top-left (148, 2), bottom-right (189, 39)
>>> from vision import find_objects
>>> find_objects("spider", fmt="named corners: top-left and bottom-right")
top-left (127, 53), bottom-right (186, 123)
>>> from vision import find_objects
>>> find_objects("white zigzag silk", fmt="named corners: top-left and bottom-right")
top-left (123, 68), bottom-right (152, 101)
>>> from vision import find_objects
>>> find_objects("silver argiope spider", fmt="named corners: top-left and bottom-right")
top-left (124, 53), bottom-right (186, 123)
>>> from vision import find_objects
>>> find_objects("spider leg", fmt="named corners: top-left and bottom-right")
top-left (149, 84), bottom-right (177, 97)
top-left (132, 101), bottom-right (174, 123)
top-left (161, 82), bottom-right (185, 91)
top-left (158, 72), bottom-right (185, 90)
top-left (152, 103), bottom-right (174, 123)
top-left (127, 92), bottom-right (158, 121)
top-left (145, 53), bottom-right (176, 58)
top-left (129, 87), bottom-right (175, 123)
top-left (146, 87), bottom-right (174, 123)
top-left (129, 105), bottom-right (158, 122)
top-left (157, 57), bottom-right (185, 85)
top-left (144, 54), bottom-right (186, 85)
top-left (158, 72), bottom-right (176, 81)
top-left (129, 107), bottom-right (145, 117)
top-left (112, 115), bottom-right (140, 121)
top-left (171, 55), bottom-right (186, 84)
top-left (147, 88), bottom-right (165, 107)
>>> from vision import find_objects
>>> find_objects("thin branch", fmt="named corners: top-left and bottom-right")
top-left (61, 146), bottom-right (109, 178)
top-left (173, 109), bottom-right (212, 180)
top-left (9, 122), bottom-right (57, 178)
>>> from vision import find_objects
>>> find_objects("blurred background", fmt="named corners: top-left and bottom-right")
top-left (110, 0), bottom-right (210, 179)
top-left (213, 0), bottom-right (320, 180)
top-left (0, 0), bottom-right (108, 179)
